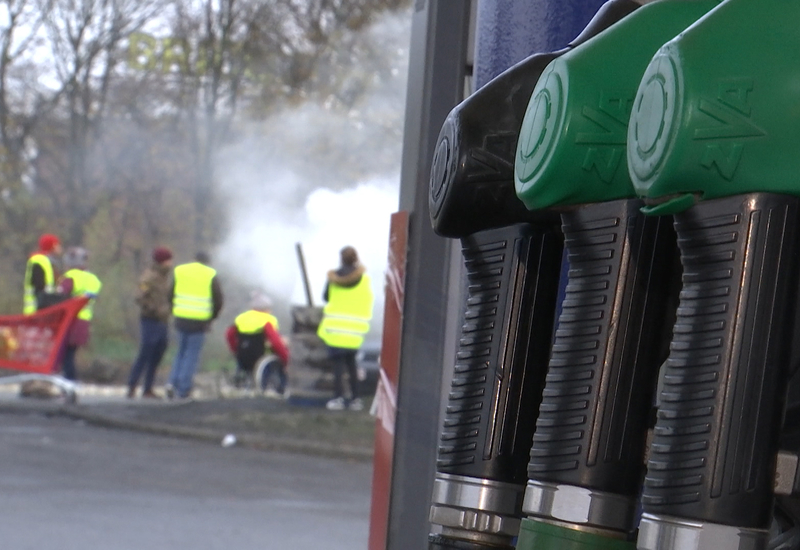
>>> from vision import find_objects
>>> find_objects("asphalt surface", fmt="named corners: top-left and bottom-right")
top-left (0, 381), bottom-right (376, 461)
top-left (0, 409), bottom-right (373, 549)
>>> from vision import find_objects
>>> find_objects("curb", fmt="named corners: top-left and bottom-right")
top-left (0, 400), bottom-right (375, 462)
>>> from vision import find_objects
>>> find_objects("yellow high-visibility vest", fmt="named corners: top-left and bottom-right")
top-left (172, 262), bottom-right (216, 321)
top-left (23, 254), bottom-right (55, 315)
top-left (234, 310), bottom-right (279, 334)
top-left (64, 268), bottom-right (102, 321)
top-left (317, 274), bottom-right (373, 349)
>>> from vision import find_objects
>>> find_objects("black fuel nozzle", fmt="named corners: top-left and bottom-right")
top-left (426, 2), bottom-right (643, 549)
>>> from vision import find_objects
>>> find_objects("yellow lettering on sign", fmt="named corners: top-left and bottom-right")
top-left (128, 32), bottom-right (158, 71)
top-left (160, 37), bottom-right (190, 74)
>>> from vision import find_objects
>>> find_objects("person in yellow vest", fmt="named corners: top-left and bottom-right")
top-left (166, 252), bottom-right (224, 400)
top-left (225, 293), bottom-right (290, 394)
top-left (57, 247), bottom-right (102, 381)
top-left (23, 233), bottom-right (63, 314)
top-left (318, 246), bottom-right (374, 411)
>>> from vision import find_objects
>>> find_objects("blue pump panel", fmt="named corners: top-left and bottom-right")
top-left (474, 0), bottom-right (608, 88)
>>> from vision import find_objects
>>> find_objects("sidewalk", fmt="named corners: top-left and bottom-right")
top-left (0, 381), bottom-right (376, 462)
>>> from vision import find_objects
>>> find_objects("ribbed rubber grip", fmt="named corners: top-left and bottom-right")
top-left (527, 199), bottom-right (679, 497)
top-left (436, 224), bottom-right (563, 484)
top-left (642, 193), bottom-right (800, 528)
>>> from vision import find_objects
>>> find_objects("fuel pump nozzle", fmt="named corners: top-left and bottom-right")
top-left (427, 2), bottom-right (642, 549)
top-left (509, 1), bottom-right (722, 549)
top-left (628, 1), bottom-right (800, 549)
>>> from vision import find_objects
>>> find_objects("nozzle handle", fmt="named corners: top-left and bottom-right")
top-left (527, 199), bottom-right (679, 498)
top-left (642, 193), bottom-right (800, 528)
top-left (429, 0), bottom-right (641, 239)
top-left (436, 223), bottom-right (563, 484)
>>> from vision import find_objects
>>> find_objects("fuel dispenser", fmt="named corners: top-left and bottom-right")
top-left (427, 1), bottom-right (721, 549)
top-left (627, 1), bottom-right (800, 548)
top-left (427, 2), bottom-right (641, 549)
top-left (511, 2), bottom-right (721, 549)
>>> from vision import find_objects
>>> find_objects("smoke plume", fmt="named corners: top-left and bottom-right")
top-left (214, 10), bottom-right (411, 341)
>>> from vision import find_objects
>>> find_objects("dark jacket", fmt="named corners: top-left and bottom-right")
top-left (169, 273), bottom-right (224, 333)
top-left (30, 252), bottom-right (64, 310)
top-left (30, 253), bottom-right (61, 292)
top-left (136, 262), bottom-right (173, 323)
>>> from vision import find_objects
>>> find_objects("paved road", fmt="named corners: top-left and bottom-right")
top-left (0, 410), bottom-right (372, 550)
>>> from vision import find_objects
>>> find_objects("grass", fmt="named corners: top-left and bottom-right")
top-left (77, 333), bottom-right (238, 384)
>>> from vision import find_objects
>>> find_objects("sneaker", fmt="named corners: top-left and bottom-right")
top-left (326, 397), bottom-right (346, 411)
top-left (165, 384), bottom-right (175, 400)
top-left (348, 398), bottom-right (364, 411)
top-left (142, 390), bottom-right (160, 399)
top-left (126, 386), bottom-right (136, 399)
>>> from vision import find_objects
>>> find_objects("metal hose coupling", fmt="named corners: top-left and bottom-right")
top-left (429, 473), bottom-right (525, 547)
top-left (523, 480), bottom-right (637, 537)
top-left (637, 514), bottom-right (769, 550)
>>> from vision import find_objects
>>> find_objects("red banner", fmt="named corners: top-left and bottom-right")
top-left (0, 297), bottom-right (88, 374)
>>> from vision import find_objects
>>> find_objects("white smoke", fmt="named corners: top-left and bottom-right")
top-left (303, 179), bottom-right (399, 306)
top-left (214, 9), bottom-right (411, 340)
top-left (215, 169), bottom-right (399, 337)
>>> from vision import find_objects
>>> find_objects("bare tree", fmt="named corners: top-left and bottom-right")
top-left (0, 0), bottom-right (57, 246)
top-left (30, 0), bottom-right (165, 245)
top-left (155, 0), bottom-right (412, 249)
top-left (0, 0), bottom-right (412, 328)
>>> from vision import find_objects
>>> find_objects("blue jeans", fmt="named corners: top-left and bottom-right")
top-left (127, 318), bottom-right (168, 393)
top-left (262, 361), bottom-right (287, 394)
top-left (168, 330), bottom-right (205, 398)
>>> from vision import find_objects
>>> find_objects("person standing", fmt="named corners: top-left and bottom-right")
top-left (225, 293), bottom-right (290, 395)
top-left (166, 252), bottom-right (223, 400)
top-left (126, 247), bottom-right (173, 399)
top-left (57, 247), bottom-right (102, 381)
top-left (317, 246), bottom-right (374, 411)
top-left (23, 233), bottom-right (63, 314)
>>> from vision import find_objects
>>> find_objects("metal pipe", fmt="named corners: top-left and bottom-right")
top-left (295, 242), bottom-right (314, 308)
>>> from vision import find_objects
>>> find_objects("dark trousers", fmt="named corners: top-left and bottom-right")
top-left (62, 345), bottom-right (78, 381)
top-left (236, 333), bottom-right (265, 374)
top-left (329, 347), bottom-right (359, 400)
top-left (128, 317), bottom-right (168, 393)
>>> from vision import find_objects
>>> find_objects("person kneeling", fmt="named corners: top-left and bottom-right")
top-left (225, 294), bottom-right (289, 395)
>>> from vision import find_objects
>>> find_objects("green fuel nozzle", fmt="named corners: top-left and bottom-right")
top-left (624, 2), bottom-right (800, 549)
top-left (628, 0), bottom-right (800, 214)
top-left (508, 2), bottom-right (722, 549)
top-left (514, 0), bottom-right (723, 211)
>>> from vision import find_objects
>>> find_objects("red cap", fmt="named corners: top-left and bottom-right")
top-left (152, 246), bottom-right (173, 264)
top-left (38, 234), bottom-right (60, 253)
